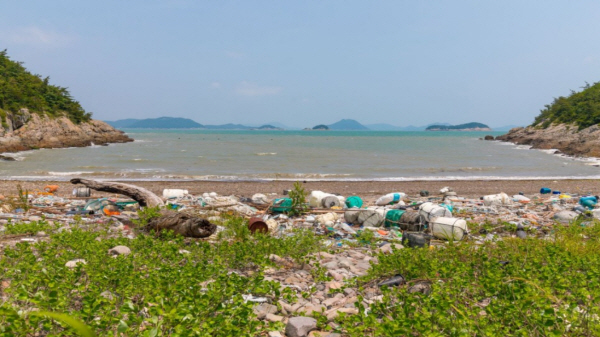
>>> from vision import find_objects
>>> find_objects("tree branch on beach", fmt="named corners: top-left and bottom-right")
top-left (70, 178), bottom-right (164, 207)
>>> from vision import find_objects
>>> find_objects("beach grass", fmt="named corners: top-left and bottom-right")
top-left (1, 215), bottom-right (600, 335)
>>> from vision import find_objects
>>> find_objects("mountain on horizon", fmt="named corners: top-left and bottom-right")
top-left (493, 124), bottom-right (522, 131)
top-left (327, 119), bottom-right (369, 130)
top-left (105, 117), bottom-right (203, 129)
top-left (366, 123), bottom-right (426, 131)
top-left (106, 117), bottom-right (282, 130)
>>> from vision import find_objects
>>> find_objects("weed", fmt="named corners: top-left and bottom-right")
top-left (288, 181), bottom-right (308, 217)
top-left (133, 206), bottom-right (162, 228)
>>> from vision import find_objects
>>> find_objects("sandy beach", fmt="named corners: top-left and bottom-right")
top-left (2, 178), bottom-right (599, 200)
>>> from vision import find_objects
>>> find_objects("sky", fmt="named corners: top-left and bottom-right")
top-left (1, 1), bottom-right (600, 129)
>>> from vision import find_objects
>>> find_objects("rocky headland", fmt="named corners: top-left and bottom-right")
top-left (496, 124), bottom-right (600, 158)
top-left (0, 109), bottom-right (133, 155)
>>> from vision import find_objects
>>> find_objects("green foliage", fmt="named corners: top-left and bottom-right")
top-left (0, 216), bottom-right (323, 336)
top-left (288, 181), bottom-right (308, 216)
top-left (3, 184), bottom-right (31, 212)
top-left (4, 220), bottom-right (57, 235)
top-left (533, 81), bottom-right (600, 129)
top-left (354, 229), bottom-right (377, 248)
top-left (0, 50), bottom-right (91, 124)
top-left (28, 311), bottom-right (97, 337)
top-left (133, 206), bottom-right (163, 228)
top-left (3, 213), bottom-right (600, 335)
top-left (339, 221), bottom-right (600, 336)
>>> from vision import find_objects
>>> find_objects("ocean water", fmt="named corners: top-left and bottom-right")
top-left (1, 129), bottom-right (599, 181)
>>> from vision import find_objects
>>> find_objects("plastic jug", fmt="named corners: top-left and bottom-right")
top-left (345, 196), bottom-right (363, 208)
top-left (429, 217), bottom-right (468, 241)
top-left (482, 193), bottom-right (510, 206)
top-left (579, 196), bottom-right (598, 209)
top-left (419, 202), bottom-right (452, 222)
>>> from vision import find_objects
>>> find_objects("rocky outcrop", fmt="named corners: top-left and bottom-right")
top-left (496, 124), bottom-right (600, 157)
top-left (0, 111), bottom-right (132, 153)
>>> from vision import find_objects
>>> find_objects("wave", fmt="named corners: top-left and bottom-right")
top-left (4, 173), bottom-right (600, 182)
top-left (419, 167), bottom-right (498, 173)
top-left (256, 152), bottom-right (277, 156)
top-left (48, 171), bottom-right (95, 176)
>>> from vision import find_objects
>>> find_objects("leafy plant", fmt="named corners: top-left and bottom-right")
top-left (3, 219), bottom-right (56, 235)
top-left (133, 206), bottom-right (163, 227)
top-left (288, 181), bottom-right (308, 216)
top-left (3, 184), bottom-right (31, 212)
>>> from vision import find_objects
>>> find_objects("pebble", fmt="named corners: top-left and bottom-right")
top-left (253, 303), bottom-right (278, 319)
top-left (327, 281), bottom-right (342, 290)
top-left (266, 313), bottom-right (284, 322)
top-left (285, 317), bottom-right (317, 337)
top-left (108, 245), bottom-right (131, 256)
top-left (99, 291), bottom-right (116, 301)
top-left (65, 259), bottom-right (86, 268)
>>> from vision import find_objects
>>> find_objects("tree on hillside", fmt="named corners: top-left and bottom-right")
top-left (533, 81), bottom-right (600, 130)
top-left (0, 50), bottom-right (91, 124)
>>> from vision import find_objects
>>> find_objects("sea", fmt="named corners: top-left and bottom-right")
top-left (1, 129), bottom-right (599, 182)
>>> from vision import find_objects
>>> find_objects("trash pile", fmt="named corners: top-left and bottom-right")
top-left (1, 182), bottom-right (597, 248)
top-left (1, 181), bottom-right (598, 334)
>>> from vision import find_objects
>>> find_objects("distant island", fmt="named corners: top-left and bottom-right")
top-left (106, 117), bottom-right (514, 132)
top-left (426, 122), bottom-right (491, 131)
top-left (310, 124), bottom-right (329, 130)
top-left (304, 119), bottom-right (369, 131)
top-left (327, 119), bottom-right (369, 130)
top-left (105, 117), bottom-right (282, 130)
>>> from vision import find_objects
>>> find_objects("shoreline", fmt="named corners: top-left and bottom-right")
top-left (2, 178), bottom-right (599, 200)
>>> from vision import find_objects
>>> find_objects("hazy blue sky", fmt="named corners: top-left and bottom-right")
top-left (1, 1), bottom-right (599, 128)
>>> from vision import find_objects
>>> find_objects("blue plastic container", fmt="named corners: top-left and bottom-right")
top-left (579, 196), bottom-right (598, 209)
top-left (540, 187), bottom-right (551, 194)
top-left (552, 191), bottom-right (561, 195)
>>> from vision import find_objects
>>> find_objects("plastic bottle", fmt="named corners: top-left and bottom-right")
top-left (375, 193), bottom-right (406, 206)
top-left (512, 195), bottom-right (531, 203)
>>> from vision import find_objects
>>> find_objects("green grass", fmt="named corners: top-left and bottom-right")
top-left (1, 216), bottom-right (600, 336)
top-left (342, 220), bottom-right (600, 336)
top-left (0, 217), bottom-right (323, 336)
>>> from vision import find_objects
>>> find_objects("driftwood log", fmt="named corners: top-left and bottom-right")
top-left (70, 178), bottom-right (216, 238)
top-left (145, 211), bottom-right (216, 238)
top-left (70, 178), bottom-right (164, 207)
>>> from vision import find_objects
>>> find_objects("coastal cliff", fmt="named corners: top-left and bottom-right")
top-left (0, 110), bottom-right (132, 154)
top-left (496, 124), bottom-right (600, 157)
top-left (496, 81), bottom-right (600, 158)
